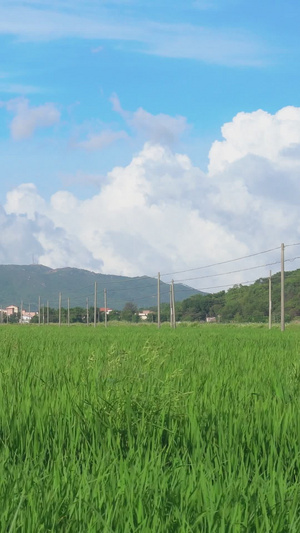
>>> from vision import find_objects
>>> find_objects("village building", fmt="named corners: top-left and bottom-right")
top-left (206, 316), bottom-right (217, 323)
top-left (99, 307), bottom-right (113, 315)
top-left (5, 305), bottom-right (19, 316)
top-left (138, 310), bottom-right (153, 321)
top-left (21, 310), bottom-right (37, 323)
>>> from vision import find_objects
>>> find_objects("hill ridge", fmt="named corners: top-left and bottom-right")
top-left (0, 264), bottom-right (201, 310)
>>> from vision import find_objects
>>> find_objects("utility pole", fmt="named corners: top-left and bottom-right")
top-left (169, 285), bottom-right (173, 327)
top-left (269, 270), bottom-right (272, 330)
top-left (94, 282), bottom-right (97, 328)
top-left (58, 293), bottom-right (61, 326)
top-left (104, 288), bottom-right (107, 328)
top-left (42, 304), bottom-right (45, 325)
top-left (171, 279), bottom-right (176, 329)
top-left (157, 272), bottom-right (161, 329)
top-left (67, 297), bottom-right (70, 327)
top-left (38, 296), bottom-right (41, 326)
top-left (20, 300), bottom-right (23, 324)
top-left (86, 297), bottom-right (89, 326)
top-left (47, 301), bottom-right (49, 325)
top-left (281, 243), bottom-right (285, 332)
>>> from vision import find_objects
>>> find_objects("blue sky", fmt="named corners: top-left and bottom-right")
top-left (1, 0), bottom-right (300, 285)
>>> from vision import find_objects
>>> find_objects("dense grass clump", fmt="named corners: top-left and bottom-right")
top-left (1, 324), bottom-right (300, 531)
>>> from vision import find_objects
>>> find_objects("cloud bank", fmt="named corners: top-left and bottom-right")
top-left (2, 105), bottom-right (300, 289)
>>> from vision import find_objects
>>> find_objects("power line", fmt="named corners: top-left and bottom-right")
top-left (108, 282), bottom-right (158, 294)
top-left (188, 278), bottom-right (281, 292)
top-left (92, 275), bottom-right (156, 286)
top-left (285, 242), bottom-right (300, 248)
top-left (285, 255), bottom-right (300, 263)
top-left (160, 245), bottom-right (280, 277)
top-left (170, 256), bottom-right (300, 290)
top-left (172, 259), bottom-right (282, 284)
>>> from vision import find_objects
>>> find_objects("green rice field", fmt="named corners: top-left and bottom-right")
top-left (1, 323), bottom-right (300, 532)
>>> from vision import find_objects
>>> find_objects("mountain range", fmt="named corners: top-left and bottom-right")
top-left (0, 264), bottom-right (200, 311)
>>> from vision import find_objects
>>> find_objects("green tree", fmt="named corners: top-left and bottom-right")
top-left (121, 302), bottom-right (138, 322)
top-left (8, 312), bottom-right (20, 324)
top-left (108, 310), bottom-right (120, 321)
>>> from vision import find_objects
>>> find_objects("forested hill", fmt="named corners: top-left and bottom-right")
top-left (171, 269), bottom-right (300, 323)
top-left (0, 264), bottom-right (200, 310)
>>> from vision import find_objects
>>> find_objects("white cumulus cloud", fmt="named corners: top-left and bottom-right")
top-left (1, 106), bottom-right (300, 290)
top-left (208, 106), bottom-right (300, 175)
top-left (5, 183), bottom-right (46, 220)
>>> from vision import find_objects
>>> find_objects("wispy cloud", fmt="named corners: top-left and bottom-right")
top-left (91, 45), bottom-right (104, 54)
top-left (0, 82), bottom-right (40, 95)
top-left (77, 129), bottom-right (128, 151)
top-left (76, 96), bottom-right (188, 152)
top-left (1, 97), bottom-right (60, 140)
top-left (0, 71), bottom-right (41, 95)
top-left (0, 2), bottom-right (269, 66)
top-left (192, 0), bottom-right (236, 10)
top-left (111, 94), bottom-right (189, 145)
top-left (192, 0), bottom-right (218, 9)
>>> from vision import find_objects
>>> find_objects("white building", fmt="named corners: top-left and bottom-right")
top-left (138, 310), bottom-right (153, 321)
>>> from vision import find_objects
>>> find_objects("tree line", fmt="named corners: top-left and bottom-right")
top-left (162, 269), bottom-right (300, 323)
top-left (2, 268), bottom-right (300, 324)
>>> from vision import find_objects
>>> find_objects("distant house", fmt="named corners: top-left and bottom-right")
top-left (99, 307), bottom-right (113, 315)
top-left (21, 310), bottom-right (37, 323)
top-left (5, 305), bottom-right (19, 316)
top-left (206, 316), bottom-right (217, 323)
top-left (139, 310), bottom-right (153, 321)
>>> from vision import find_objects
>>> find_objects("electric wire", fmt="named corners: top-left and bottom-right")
top-left (171, 259), bottom-right (281, 284)
top-left (160, 245), bottom-right (281, 277)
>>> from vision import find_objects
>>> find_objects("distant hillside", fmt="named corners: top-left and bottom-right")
top-left (0, 265), bottom-right (201, 311)
top-left (173, 268), bottom-right (300, 323)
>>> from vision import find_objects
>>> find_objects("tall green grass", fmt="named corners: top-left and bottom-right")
top-left (0, 324), bottom-right (300, 531)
